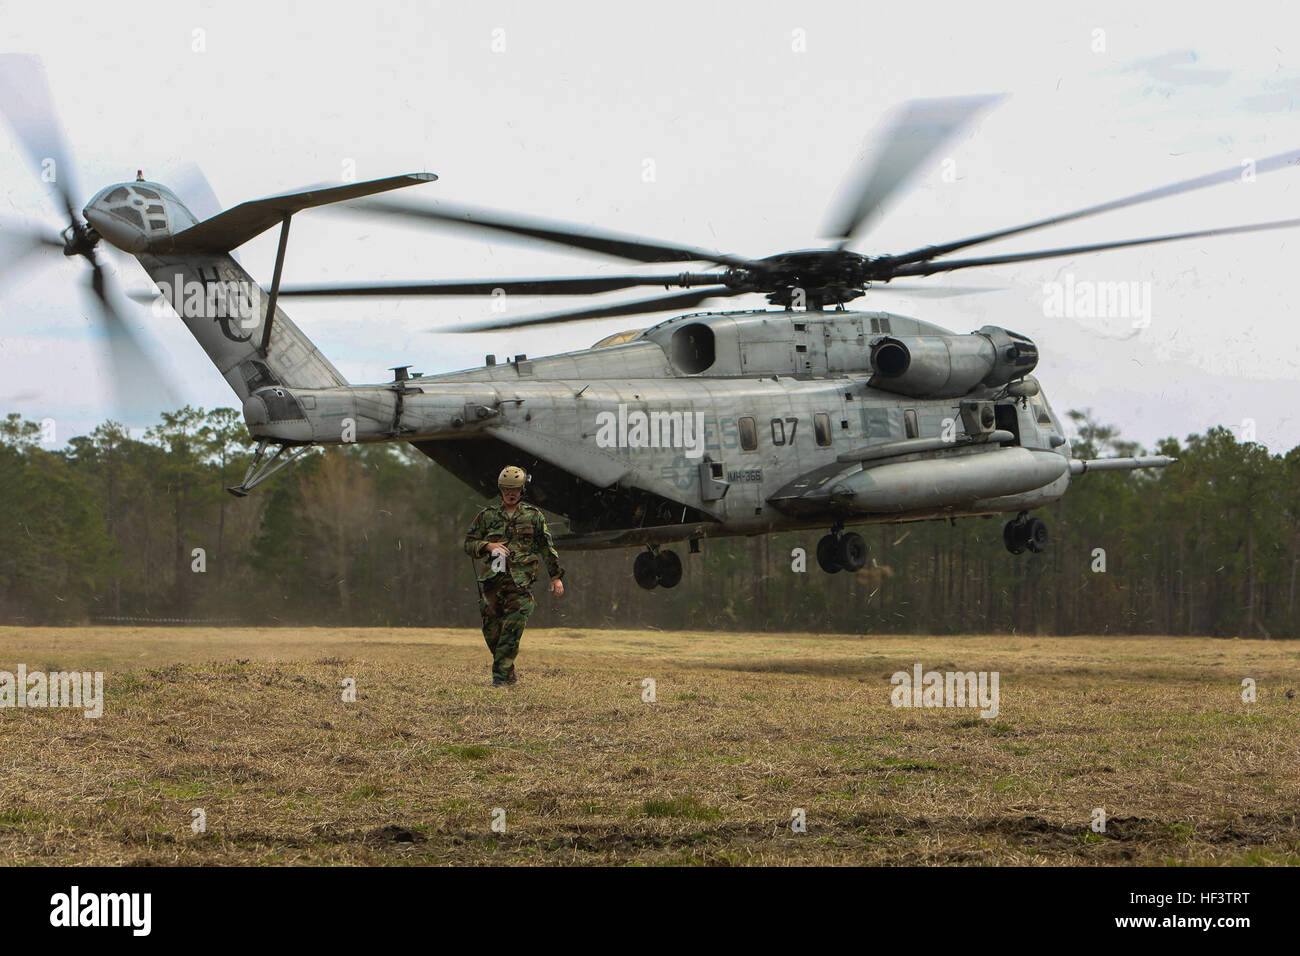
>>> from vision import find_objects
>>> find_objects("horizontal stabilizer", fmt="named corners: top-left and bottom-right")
top-left (161, 173), bottom-right (437, 253)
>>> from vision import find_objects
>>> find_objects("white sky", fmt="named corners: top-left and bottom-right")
top-left (2, 0), bottom-right (1300, 451)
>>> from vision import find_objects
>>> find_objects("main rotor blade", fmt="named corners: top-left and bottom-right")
top-left (884, 217), bottom-right (1300, 277)
top-left (342, 197), bottom-right (762, 269)
top-left (167, 162), bottom-right (224, 223)
top-left (822, 94), bottom-right (1004, 247)
top-left (439, 286), bottom-right (745, 332)
top-left (0, 54), bottom-right (81, 225)
top-left (867, 282), bottom-right (1004, 297)
top-left (278, 273), bottom-right (727, 298)
top-left (882, 147), bottom-right (1300, 270)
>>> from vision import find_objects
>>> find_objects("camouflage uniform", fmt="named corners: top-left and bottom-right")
top-left (464, 501), bottom-right (564, 683)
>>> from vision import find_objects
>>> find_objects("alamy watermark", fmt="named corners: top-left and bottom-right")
top-left (49, 886), bottom-right (150, 936)
top-left (890, 662), bottom-right (999, 718)
top-left (0, 665), bottom-right (104, 718)
top-left (150, 275), bottom-right (257, 325)
top-left (594, 404), bottom-right (707, 459)
top-left (1042, 273), bottom-right (1151, 329)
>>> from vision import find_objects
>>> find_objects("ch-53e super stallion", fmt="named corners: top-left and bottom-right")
top-left (6, 57), bottom-right (1298, 590)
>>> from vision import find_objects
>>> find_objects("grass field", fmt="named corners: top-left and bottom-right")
top-left (0, 625), bottom-right (1297, 865)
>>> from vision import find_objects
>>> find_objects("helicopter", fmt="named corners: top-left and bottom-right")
top-left (5, 56), bottom-right (1298, 590)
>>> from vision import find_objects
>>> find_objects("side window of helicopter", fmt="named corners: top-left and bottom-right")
top-left (1033, 401), bottom-right (1052, 425)
top-left (904, 409), bottom-right (920, 439)
top-left (814, 413), bottom-right (832, 447)
top-left (738, 416), bottom-right (758, 452)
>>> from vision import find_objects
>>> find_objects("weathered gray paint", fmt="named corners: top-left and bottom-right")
top-left (87, 177), bottom-right (1175, 552)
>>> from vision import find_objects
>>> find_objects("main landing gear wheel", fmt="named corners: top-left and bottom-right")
top-left (655, 549), bottom-right (683, 588)
top-left (1003, 514), bottom-right (1048, 555)
top-left (1025, 517), bottom-right (1048, 553)
top-left (633, 551), bottom-right (659, 589)
top-left (817, 529), bottom-right (867, 573)
top-left (633, 548), bottom-right (683, 589)
top-left (1003, 520), bottom-right (1025, 555)
top-left (817, 534), bottom-right (843, 573)
top-left (837, 531), bottom-right (868, 571)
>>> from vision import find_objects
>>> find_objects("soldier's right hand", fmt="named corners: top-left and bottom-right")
top-left (487, 543), bottom-right (511, 559)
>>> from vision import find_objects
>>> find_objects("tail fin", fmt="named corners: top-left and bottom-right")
top-left (88, 173), bottom-right (436, 400)
top-left (136, 250), bottom-right (346, 400)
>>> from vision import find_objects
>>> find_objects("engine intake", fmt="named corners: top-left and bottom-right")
top-left (869, 326), bottom-right (1038, 398)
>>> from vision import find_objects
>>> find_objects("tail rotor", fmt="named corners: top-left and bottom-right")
top-left (0, 54), bottom-right (177, 426)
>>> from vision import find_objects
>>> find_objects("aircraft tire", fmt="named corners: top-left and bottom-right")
top-left (816, 534), bottom-right (843, 573)
top-left (837, 531), bottom-right (868, 571)
top-left (1026, 517), bottom-right (1048, 553)
top-left (633, 551), bottom-right (660, 589)
top-left (655, 549), bottom-right (683, 588)
top-left (1003, 520), bottom-right (1026, 555)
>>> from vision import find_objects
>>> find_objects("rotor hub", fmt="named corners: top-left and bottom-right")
top-left (746, 249), bottom-right (871, 309)
top-left (60, 221), bottom-right (99, 260)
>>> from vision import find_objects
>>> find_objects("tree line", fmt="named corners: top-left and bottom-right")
top-left (1, 407), bottom-right (1294, 636)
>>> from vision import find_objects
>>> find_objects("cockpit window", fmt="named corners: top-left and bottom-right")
top-left (112, 206), bottom-right (144, 228)
top-left (105, 187), bottom-right (129, 203)
top-left (132, 186), bottom-right (161, 200)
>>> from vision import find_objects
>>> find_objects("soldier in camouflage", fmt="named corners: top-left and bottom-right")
top-left (464, 465), bottom-right (565, 687)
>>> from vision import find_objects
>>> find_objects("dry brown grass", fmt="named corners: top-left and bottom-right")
top-left (0, 626), bottom-right (1297, 866)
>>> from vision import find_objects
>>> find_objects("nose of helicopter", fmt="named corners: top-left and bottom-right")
top-left (82, 179), bottom-right (199, 253)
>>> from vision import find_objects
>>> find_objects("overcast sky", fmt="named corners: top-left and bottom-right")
top-left (3, 0), bottom-right (1300, 452)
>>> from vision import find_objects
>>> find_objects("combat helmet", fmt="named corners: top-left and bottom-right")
top-left (498, 465), bottom-right (527, 489)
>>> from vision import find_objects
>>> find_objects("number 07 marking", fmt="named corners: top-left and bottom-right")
top-left (770, 417), bottom-right (797, 446)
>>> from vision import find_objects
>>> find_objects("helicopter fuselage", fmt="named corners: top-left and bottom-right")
top-left (238, 307), bottom-right (1078, 547)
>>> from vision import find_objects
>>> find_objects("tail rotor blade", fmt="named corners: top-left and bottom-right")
top-left (0, 54), bottom-right (82, 225)
top-left (84, 262), bottom-right (179, 423)
top-left (0, 221), bottom-right (63, 284)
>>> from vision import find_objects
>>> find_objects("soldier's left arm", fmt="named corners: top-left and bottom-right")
top-left (533, 508), bottom-right (564, 581)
